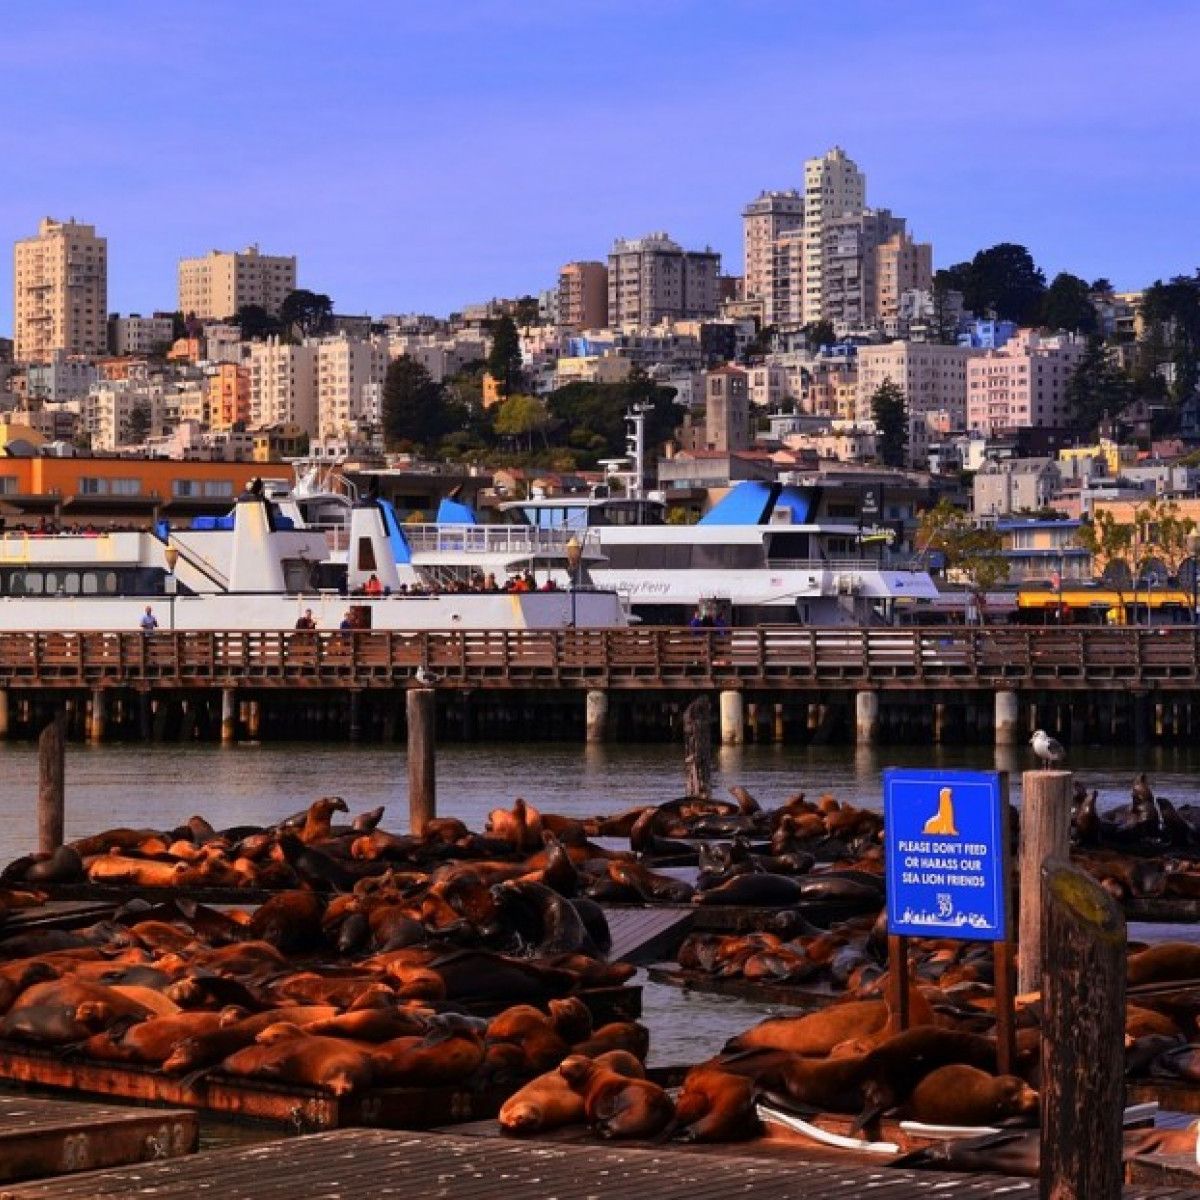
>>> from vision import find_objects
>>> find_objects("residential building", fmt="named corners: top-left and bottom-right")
top-left (316, 335), bottom-right (388, 443)
top-left (557, 262), bottom-right (609, 331)
top-left (973, 457), bottom-right (1063, 518)
top-left (873, 232), bottom-right (933, 331)
top-left (553, 355), bottom-right (633, 388)
top-left (767, 229), bottom-right (807, 327)
top-left (108, 314), bottom-right (174, 357)
top-left (741, 190), bottom-right (803, 314)
top-left (747, 362), bottom-right (789, 409)
top-left (704, 365), bottom-right (751, 452)
top-left (995, 518), bottom-right (1090, 584)
top-left (822, 208), bottom-right (907, 333)
top-left (14, 218), bottom-right (108, 362)
top-left (958, 318), bottom-right (1017, 350)
top-left (25, 351), bottom-right (98, 402)
top-left (801, 147), bottom-right (866, 326)
top-left (607, 233), bottom-right (721, 326)
top-left (83, 377), bottom-right (165, 452)
top-left (965, 330), bottom-right (1087, 437)
top-left (856, 342), bottom-right (977, 465)
top-left (178, 245), bottom-right (297, 320)
top-left (207, 362), bottom-right (251, 430)
top-left (247, 338), bottom-right (318, 432)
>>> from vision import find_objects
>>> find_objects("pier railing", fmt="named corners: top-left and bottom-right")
top-left (0, 626), bottom-right (1198, 691)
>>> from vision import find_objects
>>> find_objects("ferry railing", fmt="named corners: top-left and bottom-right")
top-left (1, 626), bottom-right (1199, 689)
top-left (401, 524), bottom-right (597, 558)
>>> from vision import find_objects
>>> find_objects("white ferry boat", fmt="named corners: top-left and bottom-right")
top-left (0, 486), bottom-right (628, 631)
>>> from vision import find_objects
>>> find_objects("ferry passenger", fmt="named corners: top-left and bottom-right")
top-left (364, 573), bottom-right (383, 597)
top-left (339, 611), bottom-right (355, 631)
top-left (140, 606), bottom-right (159, 632)
top-left (295, 609), bottom-right (317, 631)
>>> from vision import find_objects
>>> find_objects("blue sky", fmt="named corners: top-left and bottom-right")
top-left (1, 1), bottom-right (1197, 331)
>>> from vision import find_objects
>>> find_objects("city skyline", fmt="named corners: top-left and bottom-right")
top-left (2, 1), bottom-right (1198, 334)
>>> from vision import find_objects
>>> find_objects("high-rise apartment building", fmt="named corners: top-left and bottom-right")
top-left (801, 147), bottom-right (866, 326)
top-left (557, 262), bottom-right (609, 331)
top-left (966, 331), bottom-right (1087, 437)
top-left (822, 209), bottom-right (907, 333)
top-left (316, 335), bottom-right (388, 442)
top-left (13, 218), bottom-right (108, 362)
top-left (178, 246), bottom-right (297, 320)
top-left (207, 362), bottom-right (252, 430)
top-left (741, 191), bottom-right (803, 311)
top-left (247, 338), bottom-right (317, 431)
top-left (607, 234), bottom-right (721, 326)
top-left (874, 232), bottom-right (933, 331)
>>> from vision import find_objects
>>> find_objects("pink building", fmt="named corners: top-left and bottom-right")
top-left (966, 331), bottom-right (1087, 437)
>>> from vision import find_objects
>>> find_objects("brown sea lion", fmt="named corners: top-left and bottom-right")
top-left (548, 997), bottom-right (593, 1044)
top-left (570, 1021), bottom-right (650, 1061)
top-left (1, 979), bottom-right (156, 1044)
top-left (23, 846), bottom-right (85, 884)
top-left (486, 799), bottom-right (544, 851)
top-left (87, 853), bottom-right (185, 889)
top-left (499, 1050), bottom-right (645, 1135)
top-left (70, 828), bottom-right (158, 857)
top-left (558, 1054), bottom-right (674, 1138)
top-left (221, 1031), bottom-right (374, 1095)
top-left (903, 1065), bottom-right (1038, 1126)
top-left (1128, 942), bottom-right (1200, 987)
top-left (248, 890), bottom-right (327, 954)
top-left (667, 1066), bottom-right (759, 1142)
top-left (83, 1007), bottom-right (246, 1065)
top-left (607, 861), bottom-right (694, 905)
top-left (160, 1005), bottom-right (338, 1074)
top-left (892, 1128), bottom-right (1040, 1176)
top-left (370, 1032), bottom-right (484, 1086)
top-left (300, 797), bottom-right (350, 845)
top-left (304, 1007), bottom-right (431, 1044)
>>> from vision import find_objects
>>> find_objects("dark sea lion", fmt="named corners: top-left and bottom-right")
top-left (607, 861), bottom-right (694, 904)
top-left (370, 1031), bottom-right (484, 1086)
top-left (493, 880), bottom-right (596, 956)
top-left (558, 1054), bottom-right (674, 1138)
top-left (500, 1049), bottom-right (644, 1135)
top-left (666, 1066), bottom-right (759, 1141)
top-left (222, 1030), bottom-right (375, 1094)
top-left (70, 828), bottom-right (158, 857)
top-left (536, 833), bottom-right (580, 897)
top-left (570, 1021), bottom-right (650, 1061)
top-left (352, 805), bottom-right (386, 833)
top-left (758, 1051), bottom-right (869, 1114)
top-left (548, 997), bottom-right (593, 1044)
top-left (427, 950), bottom-right (577, 1003)
top-left (248, 890), bottom-right (327, 954)
top-left (1128, 942), bottom-right (1200, 987)
top-left (694, 873), bottom-right (804, 907)
top-left (569, 897), bottom-right (611, 954)
top-left (628, 809), bottom-right (697, 860)
top-left (23, 846), bottom-right (85, 884)
top-left (1, 979), bottom-right (155, 1044)
top-left (276, 835), bottom-right (358, 892)
top-left (903, 1065), bottom-right (1038, 1126)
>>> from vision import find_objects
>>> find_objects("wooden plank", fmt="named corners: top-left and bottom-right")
top-left (646, 965), bottom-right (843, 1009)
top-left (604, 906), bottom-right (694, 965)
top-left (0, 1095), bottom-right (196, 1185)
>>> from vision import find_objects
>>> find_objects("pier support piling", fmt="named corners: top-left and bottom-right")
top-left (719, 689), bottom-right (744, 746)
top-left (0, 689), bottom-right (9, 740)
top-left (1018, 768), bottom-right (1073, 996)
top-left (854, 691), bottom-right (879, 746)
top-left (348, 691), bottom-right (363, 743)
top-left (246, 699), bottom-right (261, 741)
top-left (220, 689), bottom-right (237, 744)
top-left (995, 690), bottom-right (1020, 746)
top-left (88, 688), bottom-right (106, 744)
top-left (37, 715), bottom-right (66, 853)
top-left (406, 687), bottom-right (436, 836)
top-left (682, 696), bottom-right (713, 800)
top-left (585, 690), bottom-right (609, 744)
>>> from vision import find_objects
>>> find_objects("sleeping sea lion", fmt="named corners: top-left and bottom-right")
top-left (666, 1066), bottom-right (759, 1141)
top-left (499, 1049), bottom-right (645, 1135)
top-left (903, 1065), bottom-right (1038, 1126)
top-left (248, 890), bottom-right (327, 954)
top-left (221, 1030), bottom-right (375, 1095)
top-left (558, 1054), bottom-right (674, 1139)
top-left (369, 1031), bottom-right (484, 1086)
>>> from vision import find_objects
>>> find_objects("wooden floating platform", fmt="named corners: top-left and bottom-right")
top-left (602, 906), bottom-right (694, 965)
top-left (0, 902), bottom-right (116, 934)
top-left (647, 965), bottom-right (843, 1009)
top-left (688, 898), bottom-right (875, 932)
top-left (1128, 899), bottom-right (1200, 925)
top-left (0, 1041), bottom-right (511, 1132)
top-left (6, 1127), bottom-right (1194, 1200)
top-left (0, 1095), bottom-right (196, 1185)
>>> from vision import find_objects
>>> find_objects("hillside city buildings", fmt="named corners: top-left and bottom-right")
top-left (178, 246), bottom-right (297, 320)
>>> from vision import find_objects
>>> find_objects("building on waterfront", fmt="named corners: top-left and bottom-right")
top-left (557, 261), bottom-right (608, 331)
top-left (247, 337), bottom-right (317, 431)
top-left (856, 342), bottom-right (977, 466)
top-left (178, 245), bottom-right (297, 320)
top-left (801, 147), bottom-right (866, 326)
top-left (965, 330), bottom-right (1088, 437)
top-left (607, 233), bottom-right (721, 326)
top-left (13, 218), bottom-right (108, 362)
top-left (108, 314), bottom-right (175, 357)
top-left (994, 517), bottom-right (1089, 583)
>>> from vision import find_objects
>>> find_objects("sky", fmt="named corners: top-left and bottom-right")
top-left (1, 0), bottom-right (1198, 333)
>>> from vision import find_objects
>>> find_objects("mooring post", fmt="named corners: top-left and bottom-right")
top-left (406, 686), bottom-right (436, 835)
top-left (88, 687), bottom-right (106, 744)
top-left (682, 695), bottom-right (713, 800)
top-left (855, 690), bottom-right (879, 745)
top-left (246, 699), bottom-right (262, 740)
top-left (37, 714), bottom-right (66, 853)
top-left (719, 689), bottom-right (744, 745)
top-left (1040, 859), bottom-right (1125, 1200)
top-left (585, 690), bottom-right (608, 744)
top-left (995, 690), bottom-right (1020, 746)
top-left (220, 689), bottom-right (237, 744)
top-left (1018, 769), bottom-right (1073, 995)
top-left (348, 690), bottom-right (363, 743)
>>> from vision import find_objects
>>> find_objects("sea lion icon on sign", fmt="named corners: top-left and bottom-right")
top-left (923, 786), bottom-right (959, 837)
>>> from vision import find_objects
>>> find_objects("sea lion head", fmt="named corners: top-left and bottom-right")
top-left (255, 1022), bottom-right (309, 1046)
top-left (558, 1054), bottom-right (597, 1091)
top-left (75, 1000), bottom-right (116, 1031)
top-left (995, 1075), bottom-right (1040, 1120)
top-left (218, 1005), bottom-right (250, 1027)
top-left (549, 997), bottom-right (592, 1044)
top-left (501, 1101), bottom-right (544, 1133)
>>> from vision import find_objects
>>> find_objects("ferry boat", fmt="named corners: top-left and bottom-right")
top-left (0, 486), bottom-right (628, 631)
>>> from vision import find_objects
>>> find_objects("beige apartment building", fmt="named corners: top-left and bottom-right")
top-left (874, 233), bottom-right (933, 329)
top-left (316, 335), bottom-right (388, 441)
top-left (801, 147), bottom-right (865, 326)
top-left (557, 261), bottom-right (608, 331)
top-left (966, 330), bottom-right (1087, 437)
top-left (857, 342), bottom-right (977, 465)
top-left (742, 190), bottom-right (803, 312)
top-left (607, 233), bottom-right (721, 326)
top-left (13, 218), bottom-right (108, 362)
top-left (178, 246), bottom-right (297, 320)
top-left (247, 338), bottom-right (317, 431)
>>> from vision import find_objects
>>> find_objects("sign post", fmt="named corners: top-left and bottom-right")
top-left (884, 768), bottom-right (1014, 1071)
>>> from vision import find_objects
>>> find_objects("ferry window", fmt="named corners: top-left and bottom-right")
top-left (661, 545), bottom-right (692, 569)
top-left (64, 572), bottom-right (80, 594)
top-left (45, 571), bottom-right (62, 594)
top-left (82, 573), bottom-right (98, 595)
top-left (768, 532), bottom-right (812, 560)
top-left (101, 572), bottom-right (118, 594)
top-left (693, 545), bottom-right (762, 569)
top-left (356, 537), bottom-right (378, 571)
top-left (24, 572), bottom-right (44, 595)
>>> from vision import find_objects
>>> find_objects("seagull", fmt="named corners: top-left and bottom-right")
top-left (1030, 729), bottom-right (1066, 768)
top-left (413, 666), bottom-right (441, 686)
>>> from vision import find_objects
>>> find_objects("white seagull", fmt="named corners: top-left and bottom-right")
top-left (1030, 729), bottom-right (1066, 768)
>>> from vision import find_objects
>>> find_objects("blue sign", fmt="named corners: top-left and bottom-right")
top-left (884, 768), bottom-right (1009, 942)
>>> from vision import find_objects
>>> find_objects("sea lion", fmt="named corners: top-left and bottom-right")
top-left (83, 1007), bottom-right (246, 1065)
top-left (221, 1031), bottom-right (375, 1095)
top-left (548, 997), bottom-right (593, 1044)
top-left (694, 873), bottom-right (805, 907)
top-left (1128, 942), bottom-right (1200, 987)
top-left (903, 1065), bottom-right (1038, 1126)
top-left (486, 799), bottom-right (544, 851)
top-left (607, 861), bottom-right (694, 904)
top-left (23, 846), bottom-right (85, 885)
top-left (87, 853), bottom-right (185, 889)
top-left (160, 1005), bottom-right (338, 1074)
top-left (304, 1007), bottom-right (431, 1044)
top-left (558, 1054), bottom-right (674, 1138)
top-left (300, 797), bottom-right (350, 845)
top-left (725, 995), bottom-right (934, 1057)
top-left (352, 805), bottom-right (386, 833)
top-left (499, 1049), bottom-right (645, 1135)
top-left (370, 1031), bottom-right (484, 1086)
top-left (893, 1129), bottom-right (1040, 1177)
top-left (248, 890), bottom-right (327, 954)
top-left (493, 880), bottom-right (596, 957)
top-left (570, 1021), bottom-right (650, 1061)
top-left (276, 835), bottom-right (358, 892)
top-left (570, 898), bottom-right (612, 954)
top-left (667, 1066), bottom-right (759, 1142)
top-left (1, 979), bottom-right (155, 1044)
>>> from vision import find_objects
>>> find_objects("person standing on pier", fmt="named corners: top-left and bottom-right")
top-left (139, 605), bottom-right (158, 633)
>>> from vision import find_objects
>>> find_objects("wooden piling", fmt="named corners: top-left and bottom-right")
top-left (1039, 859), bottom-right (1125, 1200)
top-left (1018, 768), bottom-right (1072, 995)
top-left (406, 687), bottom-right (436, 836)
top-left (37, 714), bottom-right (66, 853)
top-left (682, 695), bottom-right (713, 800)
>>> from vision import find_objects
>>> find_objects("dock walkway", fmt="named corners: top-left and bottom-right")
top-left (3, 1128), bottom-right (1196, 1200)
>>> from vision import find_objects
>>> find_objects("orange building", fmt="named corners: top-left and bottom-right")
top-left (0, 457), bottom-right (292, 527)
top-left (208, 362), bottom-right (251, 429)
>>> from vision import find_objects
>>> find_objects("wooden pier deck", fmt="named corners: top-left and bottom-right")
top-left (3, 625), bottom-right (1200, 693)
top-left (3, 1128), bottom-right (1195, 1200)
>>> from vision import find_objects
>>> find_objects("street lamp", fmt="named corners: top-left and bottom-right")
top-left (164, 545), bottom-right (180, 632)
top-left (565, 535), bottom-right (582, 629)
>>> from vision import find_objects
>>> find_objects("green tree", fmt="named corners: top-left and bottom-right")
top-left (1066, 338), bottom-right (1135, 434)
top-left (126, 404), bottom-right (151, 444)
top-left (1141, 274), bottom-right (1200, 406)
top-left (492, 394), bottom-right (550, 451)
top-left (917, 498), bottom-right (1009, 621)
top-left (381, 355), bottom-right (447, 449)
top-left (954, 243), bottom-right (1047, 325)
top-left (1135, 497), bottom-right (1197, 581)
top-left (280, 289), bottom-right (334, 339)
top-left (233, 304), bottom-right (280, 340)
top-left (870, 379), bottom-right (908, 468)
top-left (803, 320), bottom-right (836, 349)
top-left (511, 296), bottom-right (541, 327)
top-left (546, 378), bottom-right (679, 466)
top-left (929, 272), bottom-right (963, 344)
top-left (1076, 510), bottom-right (1134, 616)
top-left (1040, 272), bottom-right (1098, 334)
top-left (486, 315), bottom-right (523, 396)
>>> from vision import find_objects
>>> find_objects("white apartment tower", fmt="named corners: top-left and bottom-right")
top-left (13, 218), bottom-right (108, 362)
top-left (316, 335), bottom-right (388, 442)
top-left (178, 246), bottom-right (297, 321)
top-left (801, 147), bottom-right (866, 325)
top-left (247, 338), bottom-right (318, 432)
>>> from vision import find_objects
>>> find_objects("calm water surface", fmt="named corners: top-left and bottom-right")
top-left (1, 738), bottom-right (1196, 1067)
